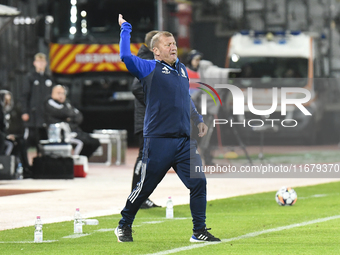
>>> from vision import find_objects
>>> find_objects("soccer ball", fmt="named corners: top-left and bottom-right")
top-left (275, 186), bottom-right (297, 206)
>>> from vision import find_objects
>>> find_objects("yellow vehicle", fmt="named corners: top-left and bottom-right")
top-left (44, 0), bottom-right (160, 133)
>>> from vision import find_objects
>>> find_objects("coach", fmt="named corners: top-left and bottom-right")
top-left (114, 15), bottom-right (220, 243)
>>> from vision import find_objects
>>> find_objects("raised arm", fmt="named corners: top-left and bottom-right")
top-left (118, 14), bottom-right (155, 80)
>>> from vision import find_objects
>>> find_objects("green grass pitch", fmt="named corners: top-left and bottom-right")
top-left (1, 181), bottom-right (339, 254)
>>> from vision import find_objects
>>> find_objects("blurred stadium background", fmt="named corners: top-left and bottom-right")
top-left (2, 0), bottom-right (340, 146)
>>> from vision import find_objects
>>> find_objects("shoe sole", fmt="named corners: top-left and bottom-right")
top-left (190, 237), bottom-right (221, 243)
top-left (190, 237), bottom-right (205, 242)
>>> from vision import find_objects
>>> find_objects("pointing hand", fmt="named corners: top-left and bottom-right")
top-left (118, 14), bottom-right (127, 27)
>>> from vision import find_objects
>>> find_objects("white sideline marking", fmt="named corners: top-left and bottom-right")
top-left (143, 221), bottom-right (164, 224)
top-left (0, 240), bottom-right (58, 243)
top-left (95, 228), bottom-right (115, 232)
top-left (62, 233), bottom-right (90, 239)
top-left (0, 218), bottom-right (192, 244)
top-left (146, 214), bottom-right (340, 255)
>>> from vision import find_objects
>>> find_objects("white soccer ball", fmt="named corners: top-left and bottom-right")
top-left (275, 186), bottom-right (297, 206)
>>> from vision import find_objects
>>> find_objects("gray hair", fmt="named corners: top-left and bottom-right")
top-left (145, 30), bottom-right (159, 49)
top-left (150, 31), bottom-right (174, 49)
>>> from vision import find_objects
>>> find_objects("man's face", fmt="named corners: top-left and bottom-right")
top-left (52, 86), bottom-right (66, 103)
top-left (153, 35), bottom-right (177, 66)
top-left (33, 57), bottom-right (47, 73)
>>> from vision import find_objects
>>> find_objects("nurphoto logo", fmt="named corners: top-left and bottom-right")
top-left (198, 83), bottom-right (312, 128)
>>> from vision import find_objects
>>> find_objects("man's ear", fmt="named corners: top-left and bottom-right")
top-left (153, 47), bottom-right (160, 56)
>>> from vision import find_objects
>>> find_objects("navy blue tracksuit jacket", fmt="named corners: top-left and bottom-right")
top-left (120, 23), bottom-right (203, 137)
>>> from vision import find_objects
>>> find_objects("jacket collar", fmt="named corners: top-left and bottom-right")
top-left (156, 58), bottom-right (179, 71)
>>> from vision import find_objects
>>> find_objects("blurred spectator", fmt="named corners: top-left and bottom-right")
top-left (44, 85), bottom-right (100, 158)
top-left (21, 53), bottom-right (54, 150)
top-left (130, 30), bottom-right (160, 209)
top-left (186, 50), bottom-right (238, 165)
top-left (0, 90), bottom-right (31, 176)
top-left (0, 92), bottom-right (6, 155)
top-left (1, 90), bottom-right (14, 155)
top-left (186, 50), bottom-right (203, 91)
top-left (0, 90), bottom-right (13, 155)
top-left (185, 50), bottom-right (216, 165)
top-left (186, 49), bottom-right (203, 72)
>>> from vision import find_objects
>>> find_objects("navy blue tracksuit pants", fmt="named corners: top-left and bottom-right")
top-left (119, 137), bottom-right (207, 230)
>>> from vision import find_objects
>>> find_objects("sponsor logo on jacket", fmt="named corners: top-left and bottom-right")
top-left (162, 66), bottom-right (170, 74)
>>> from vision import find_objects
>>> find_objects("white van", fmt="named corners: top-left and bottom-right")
top-left (226, 31), bottom-right (327, 144)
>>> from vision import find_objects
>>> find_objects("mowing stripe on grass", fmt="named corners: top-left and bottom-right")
top-left (0, 240), bottom-right (58, 243)
top-left (146, 214), bottom-right (340, 255)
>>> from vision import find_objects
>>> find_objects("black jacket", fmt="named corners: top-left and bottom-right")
top-left (44, 97), bottom-right (83, 133)
top-left (0, 103), bottom-right (5, 133)
top-left (21, 71), bottom-right (54, 128)
top-left (0, 99), bottom-right (7, 154)
top-left (132, 44), bottom-right (154, 134)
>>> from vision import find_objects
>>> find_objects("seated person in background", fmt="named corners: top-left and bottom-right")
top-left (44, 85), bottom-right (100, 158)
top-left (0, 95), bottom-right (6, 155)
top-left (1, 92), bottom-right (14, 153)
top-left (0, 90), bottom-right (31, 177)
